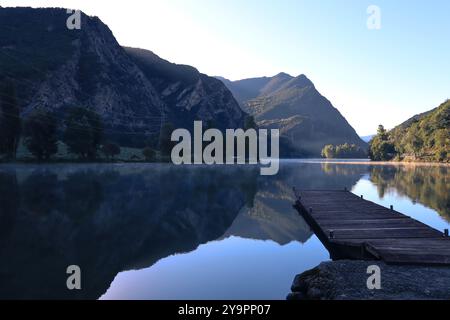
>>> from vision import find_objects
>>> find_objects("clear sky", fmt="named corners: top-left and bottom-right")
top-left (2, 0), bottom-right (450, 135)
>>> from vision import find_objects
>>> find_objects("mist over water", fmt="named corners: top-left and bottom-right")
top-left (0, 161), bottom-right (447, 299)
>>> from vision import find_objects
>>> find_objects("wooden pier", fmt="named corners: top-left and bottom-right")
top-left (293, 190), bottom-right (450, 265)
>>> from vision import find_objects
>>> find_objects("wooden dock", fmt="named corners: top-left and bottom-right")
top-left (293, 190), bottom-right (450, 266)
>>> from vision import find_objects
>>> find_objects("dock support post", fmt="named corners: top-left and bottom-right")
top-left (445, 229), bottom-right (449, 237)
top-left (361, 195), bottom-right (364, 199)
top-left (329, 230), bottom-right (334, 239)
top-left (390, 205), bottom-right (394, 211)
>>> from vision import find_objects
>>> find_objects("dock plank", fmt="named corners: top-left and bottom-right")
top-left (294, 190), bottom-right (450, 265)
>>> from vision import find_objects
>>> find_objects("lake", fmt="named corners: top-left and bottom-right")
top-left (0, 160), bottom-right (448, 300)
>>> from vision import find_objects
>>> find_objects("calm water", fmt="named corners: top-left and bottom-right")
top-left (0, 161), bottom-right (448, 300)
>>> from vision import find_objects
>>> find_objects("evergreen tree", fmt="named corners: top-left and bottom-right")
top-left (0, 81), bottom-right (21, 160)
top-left (63, 107), bottom-right (103, 160)
top-left (24, 110), bottom-right (58, 161)
top-left (369, 124), bottom-right (396, 161)
top-left (376, 125), bottom-right (389, 141)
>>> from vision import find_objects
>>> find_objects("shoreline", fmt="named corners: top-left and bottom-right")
top-left (288, 260), bottom-right (450, 300)
top-left (0, 158), bottom-right (449, 166)
top-left (286, 159), bottom-right (450, 167)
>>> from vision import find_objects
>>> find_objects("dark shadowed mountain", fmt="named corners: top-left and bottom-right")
top-left (125, 48), bottom-right (246, 132)
top-left (218, 73), bottom-right (367, 157)
top-left (0, 7), bottom-right (246, 147)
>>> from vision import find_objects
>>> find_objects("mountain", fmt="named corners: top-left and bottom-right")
top-left (361, 135), bottom-right (375, 143)
top-left (0, 7), bottom-right (246, 147)
top-left (395, 109), bottom-right (436, 129)
top-left (388, 100), bottom-right (449, 162)
top-left (218, 73), bottom-right (367, 157)
top-left (124, 48), bottom-right (245, 132)
top-left (222, 179), bottom-right (312, 245)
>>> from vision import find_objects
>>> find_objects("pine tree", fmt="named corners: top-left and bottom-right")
top-left (63, 107), bottom-right (103, 160)
top-left (0, 81), bottom-right (21, 160)
top-left (24, 110), bottom-right (58, 161)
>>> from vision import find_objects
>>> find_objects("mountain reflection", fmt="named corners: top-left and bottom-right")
top-left (0, 165), bottom-right (259, 299)
top-left (369, 165), bottom-right (449, 221)
top-left (0, 162), bottom-right (446, 299)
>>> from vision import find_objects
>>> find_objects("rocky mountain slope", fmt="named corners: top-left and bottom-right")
top-left (388, 100), bottom-right (449, 162)
top-left (0, 7), bottom-right (246, 147)
top-left (125, 47), bottom-right (245, 131)
top-left (219, 73), bottom-right (367, 157)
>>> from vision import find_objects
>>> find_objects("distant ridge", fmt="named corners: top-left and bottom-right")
top-left (361, 135), bottom-right (375, 143)
top-left (218, 74), bottom-right (367, 157)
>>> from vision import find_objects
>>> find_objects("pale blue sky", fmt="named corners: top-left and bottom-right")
top-left (3, 0), bottom-right (450, 135)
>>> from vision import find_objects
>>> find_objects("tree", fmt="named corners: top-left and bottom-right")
top-left (244, 116), bottom-right (257, 130)
top-left (434, 129), bottom-right (449, 161)
top-left (370, 139), bottom-right (396, 161)
top-left (321, 145), bottom-right (335, 158)
top-left (101, 142), bottom-right (120, 160)
top-left (63, 107), bottom-right (102, 160)
top-left (142, 147), bottom-right (156, 161)
top-left (23, 110), bottom-right (58, 161)
top-left (377, 125), bottom-right (389, 141)
top-left (322, 143), bottom-right (366, 159)
top-left (382, 101), bottom-right (449, 162)
top-left (369, 124), bottom-right (396, 161)
top-left (435, 149), bottom-right (447, 162)
top-left (410, 134), bottom-right (424, 157)
top-left (0, 81), bottom-right (21, 160)
top-left (158, 122), bottom-right (175, 157)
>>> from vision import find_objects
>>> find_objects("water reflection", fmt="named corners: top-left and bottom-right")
top-left (0, 165), bottom-right (259, 299)
top-left (369, 165), bottom-right (449, 221)
top-left (0, 162), bottom-right (447, 299)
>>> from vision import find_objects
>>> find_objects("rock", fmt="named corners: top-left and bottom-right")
top-left (286, 292), bottom-right (305, 300)
top-left (288, 260), bottom-right (450, 300)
